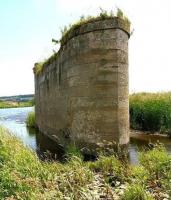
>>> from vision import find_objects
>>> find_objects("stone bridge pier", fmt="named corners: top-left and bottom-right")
top-left (34, 17), bottom-right (130, 154)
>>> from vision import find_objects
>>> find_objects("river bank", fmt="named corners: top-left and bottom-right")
top-left (0, 100), bottom-right (34, 109)
top-left (131, 129), bottom-right (171, 141)
top-left (0, 127), bottom-right (170, 199)
top-left (1, 106), bottom-right (171, 166)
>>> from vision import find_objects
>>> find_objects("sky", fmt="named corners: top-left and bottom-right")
top-left (0, 0), bottom-right (171, 96)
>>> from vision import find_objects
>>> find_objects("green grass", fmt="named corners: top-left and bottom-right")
top-left (0, 100), bottom-right (34, 109)
top-left (139, 144), bottom-right (171, 180)
top-left (26, 111), bottom-right (36, 128)
top-left (121, 183), bottom-right (154, 200)
top-left (0, 127), bottom-right (170, 199)
top-left (0, 127), bottom-right (93, 199)
top-left (59, 8), bottom-right (130, 46)
top-left (129, 92), bottom-right (171, 136)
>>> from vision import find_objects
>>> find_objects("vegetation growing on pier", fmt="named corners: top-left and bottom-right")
top-left (59, 8), bottom-right (130, 46)
top-left (0, 127), bottom-right (170, 199)
top-left (33, 8), bottom-right (131, 75)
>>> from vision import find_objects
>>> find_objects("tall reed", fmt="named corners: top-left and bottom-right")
top-left (130, 92), bottom-right (171, 136)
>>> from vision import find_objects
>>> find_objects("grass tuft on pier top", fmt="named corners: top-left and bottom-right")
top-left (33, 8), bottom-right (131, 75)
top-left (0, 127), bottom-right (170, 199)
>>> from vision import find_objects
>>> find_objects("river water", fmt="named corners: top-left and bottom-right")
top-left (0, 107), bottom-right (37, 149)
top-left (0, 107), bottom-right (171, 164)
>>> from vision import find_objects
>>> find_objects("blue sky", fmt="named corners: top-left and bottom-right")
top-left (0, 0), bottom-right (171, 96)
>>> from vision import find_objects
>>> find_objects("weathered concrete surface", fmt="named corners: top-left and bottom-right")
top-left (34, 18), bottom-right (130, 151)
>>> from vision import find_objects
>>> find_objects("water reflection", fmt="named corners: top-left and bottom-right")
top-left (0, 107), bottom-right (171, 164)
top-left (35, 131), bottom-right (65, 160)
top-left (129, 131), bottom-right (171, 164)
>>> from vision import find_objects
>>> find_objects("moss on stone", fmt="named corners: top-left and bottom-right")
top-left (33, 52), bottom-right (59, 75)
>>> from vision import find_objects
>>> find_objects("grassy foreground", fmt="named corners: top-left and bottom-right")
top-left (130, 92), bottom-right (171, 136)
top-left (0, 127), bottom-right (171, 199)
